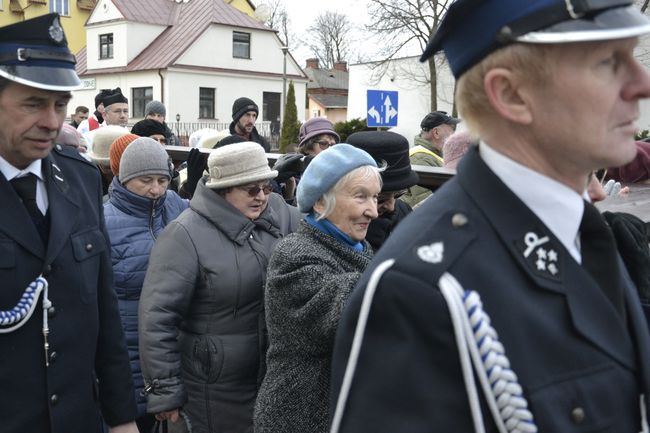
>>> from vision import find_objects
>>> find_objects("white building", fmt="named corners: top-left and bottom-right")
top-left (72, 0), bottom-right (307, 142)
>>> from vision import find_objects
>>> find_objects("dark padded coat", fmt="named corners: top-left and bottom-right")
top-left (139, 180), bottom-right (300, 433)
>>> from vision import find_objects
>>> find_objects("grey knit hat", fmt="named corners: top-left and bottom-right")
top-left (119, 137), bottom-right (171, 185)
top-left (145, 100), bottom-right (166, 118)
top-left (206, 141), bottom-right (277, 189)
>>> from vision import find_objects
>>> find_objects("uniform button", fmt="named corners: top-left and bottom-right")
top-left (55, 144), bottom-right (62, 151)
top-left (49, 351), bottom-right (57, 363)
top-left (43, 264), bottom-right (52, 277)
top-left (85, 243), bottom-right (93, 252)
top-left (50, 394), bottom-right (58, 405)
top-left (571, 407), bottom-right (585, 424)
top-left (451, 213), bottom-right (468, 228)
top-left (47, 306), bottom-right (56, 318)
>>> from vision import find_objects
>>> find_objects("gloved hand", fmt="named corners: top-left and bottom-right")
top-left (603, 211), bottom-right (650, 303)
top-left (603, 179), bottom-right (622, 196)
top-left (273, 153), bottom-right (304, 184)
top-left (185, 148), bottom-right (208, 196)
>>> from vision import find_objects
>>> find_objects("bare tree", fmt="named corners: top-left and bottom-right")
top-left (303, 11), bottom-right (352, 69)
top-left (366, 0), bottom-right (453, 111)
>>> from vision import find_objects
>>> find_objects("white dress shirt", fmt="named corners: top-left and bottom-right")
top-left (479, 141), bottom-right (585, 263)
top-left (0, 155), bottom-right (48, 215)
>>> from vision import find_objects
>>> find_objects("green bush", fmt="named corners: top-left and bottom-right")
top-left (334, 118), bottom-right (370, 142)
top-left (636, 129), bottom-right (649, 140)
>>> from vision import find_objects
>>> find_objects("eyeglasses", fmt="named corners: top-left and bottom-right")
top-left (377, 189), bottom-right (408, 205)
top-left (315, 140), bottom-right (336, 150)
top-left (238, 182), bottom-right (273, 197)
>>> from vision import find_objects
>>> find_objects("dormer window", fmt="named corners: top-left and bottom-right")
top-left (233, 31), bottom-right (250, 59)
top-left (99, 33), bottom-right (113, 60)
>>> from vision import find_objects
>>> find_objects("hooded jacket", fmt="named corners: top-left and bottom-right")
top-left (103, 177), bottom-right (188, 418)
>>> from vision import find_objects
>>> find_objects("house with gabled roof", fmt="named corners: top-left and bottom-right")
top-left (70, 0), bottom-right (307, 142)
top-left (304, 58), bottom-right (348, 123)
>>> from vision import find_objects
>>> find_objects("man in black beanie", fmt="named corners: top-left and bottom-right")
top-left (131, 118), bottom-right (167, 144)
top-left (77, 88), bottom-right (111, 135)
top-left (229, 96), bottom-right (270, 152)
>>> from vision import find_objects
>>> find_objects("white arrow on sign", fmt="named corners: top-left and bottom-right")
top-left (367, 106), bottom-right (381, 124)
top-left (384, 95), bottom-right (397, 123)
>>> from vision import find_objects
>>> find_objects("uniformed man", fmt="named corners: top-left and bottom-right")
top-left (330, 1), bottom-right (650, 432)
top-left (0, 14), bottom-right (138, 433)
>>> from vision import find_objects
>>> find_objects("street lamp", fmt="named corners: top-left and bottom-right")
top-left (281, 46), bottom-right (288, 125)
top-left (175, 113), bottom-right (181, 140)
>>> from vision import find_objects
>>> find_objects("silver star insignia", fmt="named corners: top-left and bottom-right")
top-left (536, 259), bottom-right (546, 271)
top-left (548, 250), bottom-right (558, 262)
top-left (536, 248), bottom-right (547, 260)
top-left (548, 263), bottom-right (558, 275)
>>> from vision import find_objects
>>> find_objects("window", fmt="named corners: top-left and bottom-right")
top-left (49, 0), bottom-right (69, 16)
top-left (99, 33), bottom-right (113, 60)
top-left (233, 31), bottom-right (251, 59)
top-left (199, 87), bottom-right (215, 119)
top-left (132, 87), bottom-right (153, 118)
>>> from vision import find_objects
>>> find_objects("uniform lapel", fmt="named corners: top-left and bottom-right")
top-left (43, 153), bottom-right (80, 264)
top-left (0, 169), bottom-right (45, 258)
top-left (456, 147), bottom-right (635, 370)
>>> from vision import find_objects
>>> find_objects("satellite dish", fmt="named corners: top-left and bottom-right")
top-left (254, 4), bottom-right (271, 23)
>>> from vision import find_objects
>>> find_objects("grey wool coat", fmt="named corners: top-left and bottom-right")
top-left (254, 221), bottom-right (373, 433)
top-left (138, 180), bottom-right (300, 433)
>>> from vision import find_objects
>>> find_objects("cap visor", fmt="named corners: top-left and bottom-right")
top-left (0, 65), bottom-right (82, 91)
top-left (517, 6), bottom-right (650, 44)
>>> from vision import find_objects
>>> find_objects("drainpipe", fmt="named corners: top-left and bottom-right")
top-left (158, 69), bottom-right (164, 104)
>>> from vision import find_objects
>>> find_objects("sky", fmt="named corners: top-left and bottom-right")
top-left (255, 0), bottom-right (376, 67)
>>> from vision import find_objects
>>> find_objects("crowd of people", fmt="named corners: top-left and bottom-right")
top-left (6, 2), bottom-right (650, 433)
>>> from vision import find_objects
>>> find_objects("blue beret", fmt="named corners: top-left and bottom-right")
top-left (297, 143), bottom-right (377, 213)
top-left (0, 13), bottom-right (81, 90)
top-left (422, 0), bottom-right (650, 78)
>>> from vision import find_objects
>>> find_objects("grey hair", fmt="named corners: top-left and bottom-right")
top-left (315, 165), bottom-right (382, 220)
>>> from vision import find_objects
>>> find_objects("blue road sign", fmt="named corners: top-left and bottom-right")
top-left (367, 90), bottom-right (399, 127)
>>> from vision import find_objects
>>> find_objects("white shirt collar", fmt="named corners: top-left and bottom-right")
top-left (0, 156), bottom-right (43, 182)
top-left (479, 141), bottom-right (585, 263)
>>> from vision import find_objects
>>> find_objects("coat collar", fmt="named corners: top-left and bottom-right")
top-left (190, 180), bottom-right (281, 245)
top-left (456, 147), bottom-right (636, 370)
top-left (108, 176), bottom-right (166, 217)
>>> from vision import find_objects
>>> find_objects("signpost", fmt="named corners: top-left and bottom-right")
top-left (367, 90), bottom-right (398, 128)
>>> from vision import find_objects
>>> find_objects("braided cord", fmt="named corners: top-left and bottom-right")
top-left (439, 273), bottom-right (537, 433)
top-left (0, 276), bottom-right (48, 333)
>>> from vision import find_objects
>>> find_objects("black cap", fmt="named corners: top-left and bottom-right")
top-left (95, 89), bottom-right (112, 108)
top-left (346, 131), bottom-right (419, 191)
top-left (420, 111), bottom-right (460, 131)
top-left (232, 97), bottom-right (258, 122)
top-left (0, 13), bottom-right (81, 91)
top-left (131, 119), bottom-right (166, 137)
top-left (103, 87), bottom-right (128, 107)
top-left (421, 0), bottom-right (650, 79)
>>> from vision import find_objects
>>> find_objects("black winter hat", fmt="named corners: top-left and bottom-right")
top-left (346, 131), bottom-right (419, 192)
top-left (232, 97), bottom-right (259, 122)
top-left (103, 87), bottom-right (128, 107)
top-left (420, 111), bottom-right (460, 131)
top-left (131, 119), bottom-right (166, 138)
top-left (95, 89), bottom-right (111, 108)
top-left (214, 134), bottom-right (246, 149)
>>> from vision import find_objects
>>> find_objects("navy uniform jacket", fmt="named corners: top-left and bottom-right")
top-left (330, 147), bottom-right (650, 432)
top-left (0, 145), bottom-right (136, 433)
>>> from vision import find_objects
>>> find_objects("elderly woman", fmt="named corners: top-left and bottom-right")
top-left (103, 137), bottom-right (189, 432)
top-left (139, 141), bottom-right (301, 433)
top-left (298, 117), bottom-right (340, 156)
top-left (254, 144), bottom-right (382, 433)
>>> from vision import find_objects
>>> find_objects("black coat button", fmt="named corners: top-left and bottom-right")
top-left (47, 306), bottom-right (56, 318)
top-left (50, 394), bottom-right (58, 405)
top-left (571, 407), bottom-right (585, 424)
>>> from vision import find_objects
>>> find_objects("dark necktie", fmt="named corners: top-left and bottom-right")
top-left (11, 173), bottom-right (44, 222)
top-left (580, 200), bottom-right (626, 320)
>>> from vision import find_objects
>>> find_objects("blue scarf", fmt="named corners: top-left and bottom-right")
top-left (305, 212), bottom-right (365, 252)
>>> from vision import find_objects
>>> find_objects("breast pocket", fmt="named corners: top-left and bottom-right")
top-left (71, 228), bottom-right (106, 304)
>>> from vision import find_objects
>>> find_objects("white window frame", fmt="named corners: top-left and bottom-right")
top-left (49, 0), bottom-right (70, 16)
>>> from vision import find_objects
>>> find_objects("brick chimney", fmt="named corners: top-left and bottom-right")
top-left (306, 58), bottom-right (320, 69)
top-left (333, 61), bottom-right (347, 72)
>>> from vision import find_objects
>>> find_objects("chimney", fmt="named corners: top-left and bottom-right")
top-left (333, 61), bottom-right (347, 72)
top-left (306, 58), bottom-right (319, 69)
